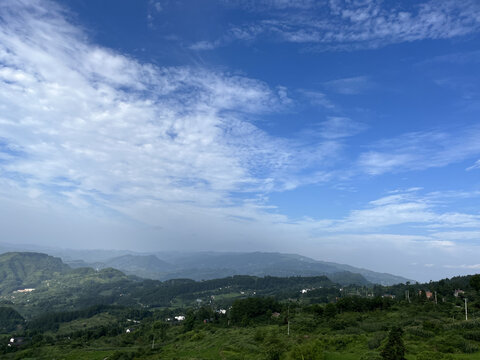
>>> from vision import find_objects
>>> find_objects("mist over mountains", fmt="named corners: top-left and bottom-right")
top-left (0, 243), bottom-right (411, 286)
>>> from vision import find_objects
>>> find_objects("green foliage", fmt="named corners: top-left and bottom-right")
top-left (336, 296), bottom-right (393, 313)
top-left (230, 297), bottom-right (281, 325)
top-left (6, 252), bottom-right (480, 359)
top-left (422, 319), bottom-right (443, 333)
top-left (109, 351), bottom-right (135, 360)
top-left (182, 310), bottom-right (195, 332)
top-left (367, 332), bottom-right (387, 349)
top-left (0, 252), bottom-right (69, 295)
top-left (463, 330), bottom-right (480, 341)
top-left (288, 340), bottom-right (325, 360)
top-left (380, 327), bottom-right (405, 360)
top-left (263, 331), bottom-right (286, 360)
top-left (254, 328), bottom-right (266, 342)
top-left (26, 304), bottom-right (131, 332)
top-left (324, 303), bottom-right (337, 318)
top-left (470, 274), bottom-right (480, 292)
top-left (459, 340), bottom-right (479, 353)
top-left (407, 327), bottom-right (435, 338)
top-left (0, 307), bottom-right (24, 333)
top-left (360, 352), bottom-right (382, 360)
top-left (416, 351), bottom-right (453, 360)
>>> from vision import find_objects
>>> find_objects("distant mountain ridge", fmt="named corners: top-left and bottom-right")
top-left (0, 243), bottom-right (412, 285)
top-left (68, 250), bottom-right (409, 285)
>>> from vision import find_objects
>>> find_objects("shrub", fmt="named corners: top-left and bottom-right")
top-left (463, 330), bottom-right (480, 341)
top-left (263, 331), bottom-right (286, 360)
top-left (422, 320), bottom-right (443, 333)
top-left (330, 319), bottom-right (348, 330)
top-left (254, 328), bottom-right (266, 342)
top-left (460, 340), bottom-right (479, 354)
top-left (288, 340), bottom-right (325, 360)
top-left (380, 327), bottom-right (406, 360)
top-left (361, 322), bottom-right (385, 333)
top-left (407, 328), bottom-right (435, 338)
top-left (368, 332), bottom-right (387, 350)
top-left (416, 351), bottom-right (453, 360)
top-left (230, 297), bottom-right (281, 325)
top-left (360, 352), bottom-right (382, 360)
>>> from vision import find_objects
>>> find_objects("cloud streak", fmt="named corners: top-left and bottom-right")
top-left (193, 0), bottom-right (480, 51)
top-left (309, 189), bottom-right (480, 234)
top-left (357, 126), bottom-right (480, 175)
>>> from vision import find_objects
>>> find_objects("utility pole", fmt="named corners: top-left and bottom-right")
top-left (465, 298), bottom-right (468, 321)
top-left (287, 302), bottom-right (290, 336)
top-left (434, 291), bottom-right (437, 305)
top-left (405, 290), bottom-right (410, 303)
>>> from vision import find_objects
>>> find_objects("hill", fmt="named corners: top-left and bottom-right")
top-left (0, 252), bottom-right (70, 295)
top-left (152, 251), bottom-right (409, 285)
top-left (0, 244), bottom-right (412, 285)
top-left (0, 251), bottom-right (344, 318)
top-left (2, 269), bottom-right (480, 359)
top-left (75, 252), bottom-right (371, 285)
top-left (103, 254), bottom-right (174, 278)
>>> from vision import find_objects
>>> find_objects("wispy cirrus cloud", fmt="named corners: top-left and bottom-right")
top-left (357, 126), bottom-right (480, 175)
top-left (298, 90), bottom-right (336, 110)
top-left (323, 76), bottom-right (373, 95)
top-left (467, 160), bottom-right (480, 171)
top-left (297, 117), bottom-right (366, 141)
top-left (192, 0), bottom-right (480, 51)
top-left (419, 50), bottom-right (480, 66)
top-left (0, 0), bottom-right (349, 249)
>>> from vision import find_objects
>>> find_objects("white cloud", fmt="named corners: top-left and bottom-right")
top-left (189, 40), bottom-right (221, 51)
top-left (323, 76), bottom-right (372, 95)
top-left (147, 0), bottom-right (163, 27)
top-left (357, 127), bottom-right (480, 175)
top-left (299, 90), bottom-right (336, 109)
top-left (309, 190), bottom-right (480, 233)
top-left (444, 264), bottom-right (480, 270)
top-left (431, 231), bottom-right (480, 241)
top-left (2, 1), bottom-right (480, 282)
top-left (419, 50), bottom-right (480, 66)
top-left (204, 0), bottom-right (480, 51)
top-left (318, 117), bottom-right (366, 139)
top-left (153, 1), bottom-right (162, 12)
top-left (0, 0), bottom-right (347, 249)
top-left (467, 159), bottom-right (480, 171)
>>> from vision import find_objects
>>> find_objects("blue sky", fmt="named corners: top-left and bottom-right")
top-left (1, 0), bottom-right (480, 281)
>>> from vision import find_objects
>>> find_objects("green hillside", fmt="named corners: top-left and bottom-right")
top-left (3, 251), bottom-right (480, 359)
top-left (0, 307), bottom-right (24, 333)
top-left (0, 252), bottom-right (69, 295)
top-left (3, 275), bottom-right (480, 360)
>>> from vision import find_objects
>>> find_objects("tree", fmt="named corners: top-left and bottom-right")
top-left (182, 310), bottom-right (195, 332)
top-left (324, 303), bottom-right (337, 318)
top-left (381, 327), bottom-right (406, 360)
top-left (470, 274), bottom-right (480, 292)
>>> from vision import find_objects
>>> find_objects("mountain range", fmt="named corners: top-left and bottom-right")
top-left (0, 243), bottom-right (411, 285)
top-left (67, 250), bottom-right (409, 285)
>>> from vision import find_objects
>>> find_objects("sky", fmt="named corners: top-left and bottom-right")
top-left (0, 0), bottom-right (480, 281)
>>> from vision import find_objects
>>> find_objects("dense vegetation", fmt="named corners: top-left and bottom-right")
top-left (0, 252), bottom-right (69, 295)
top-left (3, 252), bottom-right (480, 359)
